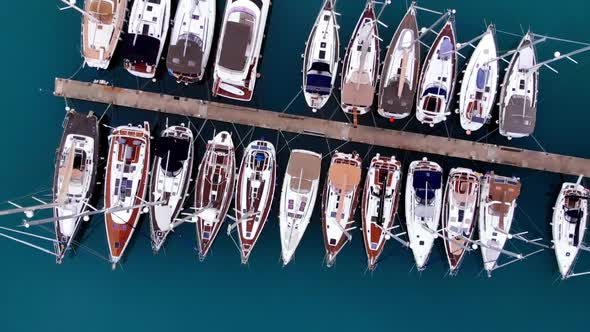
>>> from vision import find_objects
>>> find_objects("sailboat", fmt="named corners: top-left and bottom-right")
top-left (53, 110), bottom-right (99, 263)
top-left (498, 32), bottom-right (538, 139)
top-left (441, 167), bottom-right (480, 275)
top-left (478, 172), bottom-right (522, 276)
top-left (279, 150), bottom-right (322, 266)
top-left (553, 177), bottom-right (589, 279)
top-left (59, 0), bottom-right (128, 69)
top-left (148, 125), bottom-right (194, 253)
top-left (194, 131), bottom-right (236, 261)
top-left (104, 122), bottom-right (151, 268)
top-left (458, 25), bottom-right (499, 134)
top-left (212, 0), bottom-right (271, 101)
top-left (377, 3), bottom-right (420, 119)
top-left (415, 13), bottom-right (457, 127)
top-left (166, 0), bottom-right (216, 83)
top-left (404, 158), bottom-right (443, 270)
top-left (232, 140), bottom-right (276, 264)
top-left (322, 152), bottom-right (362, 267)
top-left (302, 0), bottom-right (340, 112)
top-left (361, 154), bottom-right (402, 271)
top-left (122, 0), bottom-right (171, 78)
top-left (340, 0), bottom-right (383, 116)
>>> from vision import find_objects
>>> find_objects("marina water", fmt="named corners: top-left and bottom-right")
top-left (1, 0), bottom-right (589, 330)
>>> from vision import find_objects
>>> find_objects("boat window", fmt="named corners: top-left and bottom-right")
top-left (321, 42), bottom-right (326, 48)
top-left (148, 0), bottom-right (161, 4)
top-left (519, 80), bottom-right (525, 90)
top-left (319, 50), bottom-right (326, 60)
top-left (323, 14), bottom-right (330, 21)
top-left (142, 24), bottom-right (150, 35)
top-left (147, 6), bottom-right (153, 12)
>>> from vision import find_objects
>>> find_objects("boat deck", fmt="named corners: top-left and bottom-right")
top-left (54, 78), bottom-right (590, 176)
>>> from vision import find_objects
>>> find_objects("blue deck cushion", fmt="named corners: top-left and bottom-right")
top-left (306, 74), bottom-right (332, 95)
top-left (440, 38), bottom-right (454, 60)
top-left (476, 68), bottom-right (490, 90)
top-left (422, 86), bottom-right (447, 98)
top-left (413, 170), bottom-right (442, 203)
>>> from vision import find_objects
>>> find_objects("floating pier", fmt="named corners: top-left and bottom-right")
top-left (54, 78), bottom-right (590, 176)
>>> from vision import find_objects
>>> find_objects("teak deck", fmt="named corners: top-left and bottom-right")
top-left (54, 78), bottom-right (590, 176)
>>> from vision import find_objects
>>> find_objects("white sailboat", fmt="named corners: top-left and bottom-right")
top-left (404, 158), bottom-right (443, 270)
top-left (377, 3), bottom-right (420, 119)
top-left (458, 25), bottom-right (499, 134)
top-left (553, 177), bottom-right (590, 279)
top-left (149, 125), bottom-right (194, 253)
top-left (122, 0), bottom-right (171, 78)
top-left (59, 0), bottom-right (128, 69)
top-left (279, 150), bottom-right (322, 266)
top-left (340, 1), bottom-right (385, 116)
top-left (441, 167), bottom-right (480, 275)
top-left (302, 0), bottom-right (340, 112)
top-left (415, 13), bottom-right (457, 127)
top-left (166, 0), bottom-right (216, 83)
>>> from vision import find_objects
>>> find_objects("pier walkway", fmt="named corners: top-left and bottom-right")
top-left (54, 78), bottom-right (590, 176)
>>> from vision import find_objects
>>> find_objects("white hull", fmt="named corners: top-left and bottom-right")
top-left (458, 26), bottom-right (499, 133)
top-left (404, 159), bottom-right (444, 270)
top-left (553, 182), bottom-right (588, 278)
top-left (302, 0), bottom-right (339, 111)
top-left (212, 0), bottom-right (271, 101)
top-left (279, 150), bottom-right (322, 265)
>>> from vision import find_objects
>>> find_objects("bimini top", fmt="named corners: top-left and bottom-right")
top-left (328, 163), bottom-right (361, 192)
top-left (306, 62), bottom-right (332, 94)
top-left (167, 34), bottom-right (204, 75)
top-left (413, 170), bottom-right (442, 203)
top-left (287, 151), bottom-right (321, 193)
top-left (155, 136), bottom-right (190, 174)
top-left (122, 34), bottom-right (160, 64)
top-left (219, 20), bottom-right (253, 71)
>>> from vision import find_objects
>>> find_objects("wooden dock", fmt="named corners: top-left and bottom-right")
top-left (54, 78), bottom-right (590, 176)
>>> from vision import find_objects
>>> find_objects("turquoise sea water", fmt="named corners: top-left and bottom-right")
top-left (1, 0), bottom-right (590, 331)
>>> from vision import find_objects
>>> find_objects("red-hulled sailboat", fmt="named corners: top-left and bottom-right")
top-left (194, 131), bottom-right (236, 261)
top-left (104, 122), bottom-right (151, 269)
top-left (232, 140), bottom-right (276, 264)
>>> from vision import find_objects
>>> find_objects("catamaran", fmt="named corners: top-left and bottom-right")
top-left (377, 3), bottom-right (420, 119)
top-left (149, 125), bottom-right (194, 253)
top-left (302, 0), bottom-right (340, 112)
top-left (122, 0), bottom-right (171, 78)
top-left (441, 167), bottom-right (480, 275)
top-left (322, 152), bottom-right (362, 267)
top-left (498, 32), bottom-right (538, 139)
top-left (194, 131), bottom-right (236, 261)
top-left (166, 0), bottom-right (216, 83)
top-left (416, 13), bottom-right (457, 127)
top-left (104, 122), bottom-right (151, 268)
top-left (59, 0), bottom-right (128, 69)
top-left (405, 158), bottom-right (443, 270)
top-left (553, 177), bottom-right (589, 279)
top-left (478, 172), bottom-right (522, 276)
top-left (458, 25), bottom-right (499, 134)
top-left (361, 154), bottom-right (402, 271)
top-left (340, 1), bottom-right (383, 116)
top-left (231, 140), bottom-right (276, 264)
top-left (212, 0), bottom-right (271, 101)
top-left (279, 150), bottom-right (322, 266)
top-left (53, 110), bottom-right (99, 263)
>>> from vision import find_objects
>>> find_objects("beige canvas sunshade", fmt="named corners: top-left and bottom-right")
top-left (328, 163), bottom-right (361, 191)
top-left (287, 151), bottom-right (321, 192)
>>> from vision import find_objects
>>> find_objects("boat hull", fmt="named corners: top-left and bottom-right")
top-left (53, 111), bottom-right (99, 263)
top-left (194, 132), bottom-right (236, 260)
top-left (377, 5), bottom-right (420, 119)
top-left (416, 18), bottom-right (458, 126)
top-left (104, 123), bottom-right (151, 266)
top-left (235, 140), bottom-right (276, 264)
top-left (82, 0), bottom-right (128, 69)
